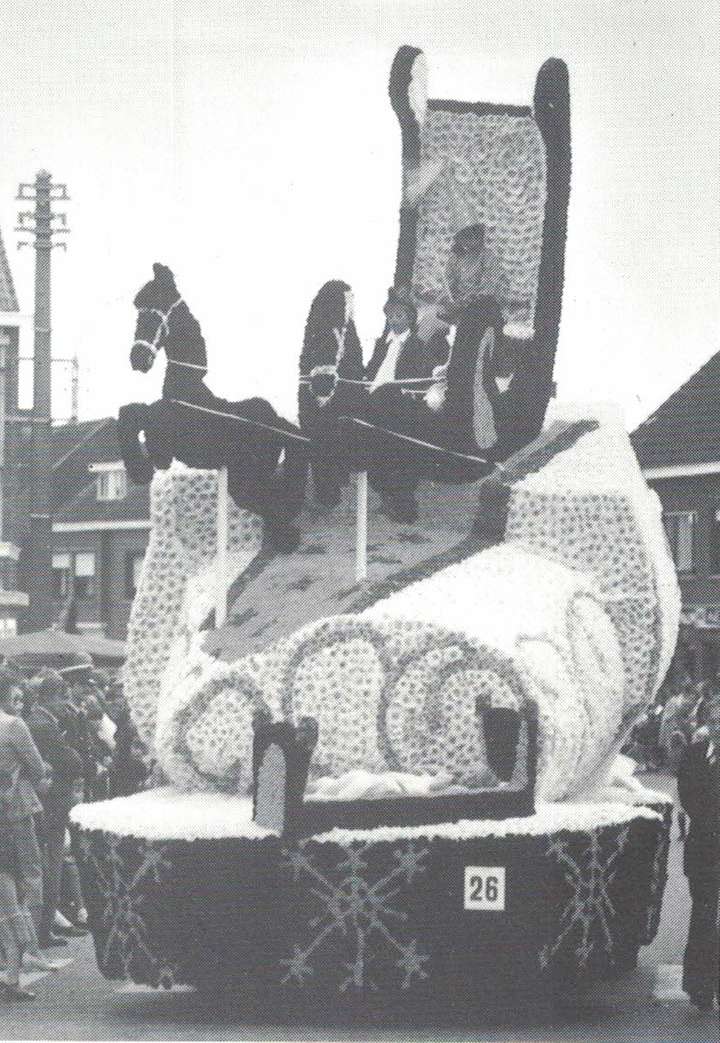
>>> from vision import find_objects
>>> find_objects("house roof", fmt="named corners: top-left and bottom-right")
top-left (54, 474), bottom-right (150, 525)
top-left (16, 416), bottom-right (150, 526)
top-left (50, 417), bottom-right (117, 470)
top-left (631, 348), bottom-right (720, 470)
top-left (0, 225), bottom-right (19, 312)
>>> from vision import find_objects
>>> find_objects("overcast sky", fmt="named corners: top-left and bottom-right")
top-left (1, 0), bottom-right (718, 428)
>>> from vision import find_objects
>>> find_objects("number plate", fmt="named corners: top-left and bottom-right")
top-left (464, 866), bottom-right (506, 911)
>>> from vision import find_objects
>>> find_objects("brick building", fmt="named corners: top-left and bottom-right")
top-left (632, 348), bottom-right (720, 681)
top-left (7, 414), bottom-right (149, 640)
top-left (47, 421), bottom-right (150, 640)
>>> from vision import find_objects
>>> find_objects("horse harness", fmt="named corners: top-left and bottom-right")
top-left (299, 321), bottom-right (438, 405)
top-left (134, 295), bottom-right (207, 372)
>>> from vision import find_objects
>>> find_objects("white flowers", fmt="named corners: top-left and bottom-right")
top-left (125, 415), bottom-right (680, 815)
top-left (69, 782), bottom-right (663, 843)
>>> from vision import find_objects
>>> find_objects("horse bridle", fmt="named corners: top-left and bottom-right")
top-left (133, 295), bottom-right (207, 372)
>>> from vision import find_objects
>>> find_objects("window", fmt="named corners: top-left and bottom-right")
top-left (73, 552), bottom-right (96, 598)
top-left (0, 616), bottom-right (17, 636)
top-left (52, 552), bottom-right (71, 598)
top-left (125, 551), bottom-right (145, 599)
top-left (51, 551), bottom-right (96, 599)
top-left (663, 511), bottom-right (695, 572)
top-left (96, 467), bottom-right (127, 501)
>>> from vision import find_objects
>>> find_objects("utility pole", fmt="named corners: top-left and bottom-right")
top-left (16, 170), bottom-right (70, 630)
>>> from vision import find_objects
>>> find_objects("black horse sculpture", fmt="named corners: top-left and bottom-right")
top-left (298, 280), bottom-right (366, 506)
top-left (117, 264), bottom-right (308, 552)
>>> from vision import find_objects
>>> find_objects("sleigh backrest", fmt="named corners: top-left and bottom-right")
top-left (390, 48), bottom-right (571, 407)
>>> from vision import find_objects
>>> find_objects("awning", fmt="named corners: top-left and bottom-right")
top-left (0, 628), bottom-right (126, 669)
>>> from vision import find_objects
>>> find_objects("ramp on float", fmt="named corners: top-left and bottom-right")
top-left (205, 419), bottom-right (590, 663)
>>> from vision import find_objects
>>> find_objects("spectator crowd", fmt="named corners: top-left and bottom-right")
top-left (0, 660), bottom-right (152, 1000)
top-left (624, 674), bottom-right (719, 1011)
top-left (0, 650), bottom-right (716, 1011)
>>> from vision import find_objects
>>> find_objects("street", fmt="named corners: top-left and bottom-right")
top-left (2, 775), bottom-right (717, 1042)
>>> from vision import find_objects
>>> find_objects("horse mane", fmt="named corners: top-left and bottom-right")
top-left (300, 280), bottom-right (353, 373)
top-left (171, 302), bottom-right (206, 358)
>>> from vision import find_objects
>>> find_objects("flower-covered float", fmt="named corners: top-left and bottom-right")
top-left (71, 47), bottom-right (678, 1015)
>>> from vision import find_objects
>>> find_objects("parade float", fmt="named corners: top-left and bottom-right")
top-left (70, 47), bottom-right (678, 1015)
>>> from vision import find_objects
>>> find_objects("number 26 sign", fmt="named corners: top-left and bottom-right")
top-left (464, 867), bottom-right (506, 911)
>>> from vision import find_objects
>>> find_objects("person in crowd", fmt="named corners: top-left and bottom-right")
top-left (0, 669), bottom-right (47, 940)
top-left (676, 688), bottom-right (720, 1011)
top-left (660, 680), bottom-right (695, 765)
top-left (109, 730), bottom-right (150, 798)
top-left (0, 672), bottom-right (60, 995)
top-left (660, 677), bottom-right (696, 839)
top-left (0, 818), bottom-right (40, 1000)
top-left (76, 696), bottom-right (114, 802)
top-left (364, 286), bottom-right (449, 522)
top-left (57, 778), bottom-right (88, 934)
top-left (0, 818), bottom-right (62, 1000)
top-left (632, 700), bottom-right (665, 772)
top-left (103, 680), bottom-right (132, 728)
top-left (26, 672), bottom-right (84, 948)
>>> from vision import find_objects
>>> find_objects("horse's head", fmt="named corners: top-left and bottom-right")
top-left (130, 263), bottom-right (183, 373)
top-left (305, 281), bottom-right (353, 342)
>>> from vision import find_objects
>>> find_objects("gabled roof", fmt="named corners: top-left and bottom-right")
top-left (48, 416), bottom-right (150, 525)
top-left (50, 417), bottom-right (116, 470)
top-left (631, 348), bottom-right (720, 470)
top-left (49, 417), bottom-right (122, 514)
top-left (0, 225), bottom-right (19, 312)
top-left (54, 475), bottom-right (150, 525)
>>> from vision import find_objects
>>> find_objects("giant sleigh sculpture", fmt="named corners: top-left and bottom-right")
top-left (74, 48), bottom-right (679, 1013)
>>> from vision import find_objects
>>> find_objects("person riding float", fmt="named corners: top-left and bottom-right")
top-left (363, 286), bottom-right (450, 521)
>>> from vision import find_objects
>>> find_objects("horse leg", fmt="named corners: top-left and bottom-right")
top-left (117, 403), bottom-right (155, 484)
top-left (273, 421), bottom-right (310, 518)
top-left (224, 431), bottom-right (301, 555)
top-left (227, 462), bottom-right (301, 554)
top-left (144, 399), bottom-right (175, 470)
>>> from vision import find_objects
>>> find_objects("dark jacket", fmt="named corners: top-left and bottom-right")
top-left (677, 730), bottom-right (720, 885)
top-left (365, 331), bottom-right (448, 386)
top-left (26, 706), bottom-right (84, 823)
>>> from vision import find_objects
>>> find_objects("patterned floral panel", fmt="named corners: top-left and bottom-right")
top-left (413, 111), bottom-right (547, 327)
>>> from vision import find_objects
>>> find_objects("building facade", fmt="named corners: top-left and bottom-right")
top-left (632, 348), bottom-right (720, 681)
top-left (50, 450), bottom-right (149, 639)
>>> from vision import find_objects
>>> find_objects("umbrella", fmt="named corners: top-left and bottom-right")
top-left (0, 628), bottom-right (126, 670)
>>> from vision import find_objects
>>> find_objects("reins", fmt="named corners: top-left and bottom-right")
top-left (170, 397), bottom-right (496, 467)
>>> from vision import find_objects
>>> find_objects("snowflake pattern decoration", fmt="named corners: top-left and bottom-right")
top-left (280, 841), bottom-right (431, 992)
top-left (77, 833), bottom-right (180, 987)
top-left (539, 826), bottom-right (629, 971)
